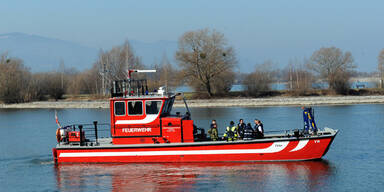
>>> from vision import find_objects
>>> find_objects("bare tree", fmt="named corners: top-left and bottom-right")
top-left (147, 60), bottom-right (161, 90)
top-left (25, 73), bottom-right (46, 101)
top-left (71, 64), bottom-right (103, 95)
top-left (175, 28), bottom-right (237, 97)
top-left (211, 70), bottom-right (235, 95)
top-left (59, 59), bottom-right (65, 89)
top-left (95, 41), bottom-right (143, 95)
top-left (284, 58), bottom-right (313, 95)
top-left (146, 54), bottom-right (183, 92)
top-left (244, 61), bottom-right (274, 97)
top-left (308, 47), bottom-right (355, 93)
top-left (38, 72), bottom-right (66, 100)
top-left (0, 53), bottom-right (32, 103)
top-left (158, 54), bottom-right (179, 89)
top-left (378, 49), bottom-right (384, 88)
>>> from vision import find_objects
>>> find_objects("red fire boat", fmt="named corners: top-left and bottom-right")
top-left (52, 70), bottom-right (338, 164)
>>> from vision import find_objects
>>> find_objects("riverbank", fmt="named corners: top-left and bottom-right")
top-left (1, 95), bottom-right (384, 109)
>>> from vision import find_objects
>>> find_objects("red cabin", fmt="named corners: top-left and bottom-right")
top-left (110, 80), bottom-right (194, 145)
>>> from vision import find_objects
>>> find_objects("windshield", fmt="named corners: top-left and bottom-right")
top-left (161, 97), bottom-right (175, 116)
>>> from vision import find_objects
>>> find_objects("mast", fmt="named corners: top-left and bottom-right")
top-left (126, 69), bottom-right (157, 96)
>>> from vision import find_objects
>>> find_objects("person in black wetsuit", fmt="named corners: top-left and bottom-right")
top-left (237, 119), bottom-right (246, 140)
top-left (243, 123), bottom-right (255, 140)
top-left (254, 119), bottom-right (264, 139)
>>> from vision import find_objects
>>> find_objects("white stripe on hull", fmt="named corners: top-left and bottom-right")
top-left (290, 140), bottom-right (309, 152)
top-left (115, 114), bottom-right (158, 125)
top-left (59, 141), bottom-right (290, 158)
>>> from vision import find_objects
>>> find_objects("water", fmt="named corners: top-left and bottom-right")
top-left (1, 105), bottom-right (384, 191)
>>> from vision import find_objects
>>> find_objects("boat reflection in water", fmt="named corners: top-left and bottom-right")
top-left (54, 160), bottom-right (333, 192)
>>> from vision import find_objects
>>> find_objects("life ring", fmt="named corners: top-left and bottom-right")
top-left (56, 128), bottom-right (61, 143)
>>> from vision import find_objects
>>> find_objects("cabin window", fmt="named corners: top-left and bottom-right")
top-left (167, 98), bottom-right (174, 112)
top-left (161, 99), bottom-right (169, 115)
top-left (146, 101), bottom-right (162, 115)
top-left (114, 101), bottom-right (126, 116)
top-left (161, 97), bottom-right (175, 116)
top-left (128, 101), bottom-right (143, 115)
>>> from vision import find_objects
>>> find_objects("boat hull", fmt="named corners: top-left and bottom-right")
top-left (53, 134), bottom-right (336, 164)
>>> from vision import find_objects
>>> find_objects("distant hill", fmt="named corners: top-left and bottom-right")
top-left (1, 32), bottom-right (378, 73)
top-left (0, 32), bottom-right (98, 72)
top-left (0, 32), bottom-right (179, 72)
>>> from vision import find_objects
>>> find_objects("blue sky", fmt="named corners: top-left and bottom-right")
top-left (1, 0), bottom-right (384, 72)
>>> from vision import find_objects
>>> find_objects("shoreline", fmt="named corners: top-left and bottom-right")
top-left (1, 95), bottom-right (384, 109)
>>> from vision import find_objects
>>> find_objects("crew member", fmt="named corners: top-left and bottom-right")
top-left (208, 120), bottom-right (219, 141)
top-left (223, 121), bottom-right (238, 141)
top-left (243, 123), bottom-right (255, 140)
top-left (237, 119), bottom-right (246, 139)
top-left (254, 119), bottom-right (264, 139)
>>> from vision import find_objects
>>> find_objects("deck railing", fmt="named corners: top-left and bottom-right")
top-left (63, 121), bottom-right (110, 146)
top-left (111, 79), bottom-right (149, 97)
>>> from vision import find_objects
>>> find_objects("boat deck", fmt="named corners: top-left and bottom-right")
top-left (56, 128), bottom-right (338, 149)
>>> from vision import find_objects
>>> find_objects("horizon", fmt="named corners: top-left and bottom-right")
top-left (1, 0), bottom-right (384, 72)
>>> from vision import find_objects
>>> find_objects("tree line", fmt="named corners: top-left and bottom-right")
top-left (1, 28), bottom-right (384, 103)
top-left (0, 53), bottom-right (97, 103)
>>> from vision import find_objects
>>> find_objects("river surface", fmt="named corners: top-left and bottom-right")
top-left (0, 104), bottom-right (383, 191)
